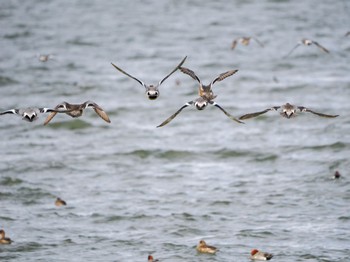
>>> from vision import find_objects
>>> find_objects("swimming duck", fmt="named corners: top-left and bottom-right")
top-left (43, 101), bottom-right (111, 125)
top-left (250, 249), bottom-right (273, 260)
top-left (196, 240), bottom-right (218, 254)
top-left (285, 38), bottom-right (329, 57)
top-left (55, 197), bottom-right (67, 206)
top-left (157, 96), bottom-right (243, 127)
top-left (148, 255), bottom-right (159, 262)
top-left (38, 54), bottom-right (53, 62)
top-left (231, 36), bottom-right (264, 50)
top-left (239, 103), bottom-right (338, 120)
top-left (0, 229), bottom-right (12, 244)
top-left (333, 171), bottom-right (341, 179)
top-left (0, 107), bottom-right (71, 122)
top-left (111, 56), bottom-right (187, 100)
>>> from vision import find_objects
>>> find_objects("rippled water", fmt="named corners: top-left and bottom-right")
top-left (1, 0), bottom-right (350, 261)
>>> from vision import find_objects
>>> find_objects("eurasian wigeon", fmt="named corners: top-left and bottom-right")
top-left (111, 56), bottom-right (187, 100)
top-left (239, 103), bottom-right (338, 120)
top-left (196, 240), bottom-right (218, 254)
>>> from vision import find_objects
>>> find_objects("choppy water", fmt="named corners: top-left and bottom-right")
top-left (1, 0), bottom-right (350, 261)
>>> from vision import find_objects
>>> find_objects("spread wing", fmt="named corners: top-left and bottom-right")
top-left (111, 63), bottom-right (147, 88)
top-left (39, 108), bottom-right (66, 113)
top-left (179, 67), bottom-right (201, 83)
top-left (211, 69), bottom-right (239, 85)
top-left (83, 101), bottom-right (111, 123)
top-left (231, 39), bottom-right (238, 50)
top-left (93, 108), bottom-right (111, 123)
top-left (239, 107), bottom-right (279, 120)
top-left (298, 107), bottom-right (338, 118)
top-left (43, 112), bottom-right (58, 125)
top-left (158, 56), bottom-right (187, 86)
top-left (252, 37), bottom-right (264, 47)
top-left (0, 109), bottom-right (18, 115)
top-left (284, 43), bottom-right (301, 58)
top-left (312, 41), bottom-right (330, 53)
top-left (157, 101), bottom-right (193, 128)
top-left (211, 102), bottom-right (244, 124)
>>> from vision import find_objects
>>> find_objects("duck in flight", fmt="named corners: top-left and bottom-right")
top-left (0, 107), bottom-right (71, 122)
top-left (111, 56), bottom-right (187, 100)
top-left (44, 101), bottom-right (111, 125)
top-left (231, 36), bottom-right (264, 50)
top-left (239, 103), bottom-right (338, 120)
top-left (157, 96), bottom-right (243, 127)
top-left (179, 66), bottom-right (238, 99)
top-left (157, 67), bottom-right (242, 127)
top-left (284, 38), bottom-right (329, 57)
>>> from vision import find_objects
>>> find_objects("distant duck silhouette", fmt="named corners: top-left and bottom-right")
top-left (38, 54), bottom-right (54, 62)
top-left (0, 107), bottom-right (71, 122)
top-left (0, 229), bottom-right (12, 244)
top-left (284, 38), bottom-right (329, 57)
top-left (250, 249), bottom-right (273, 260)
top-left (196, 240), bottom-right (218, 254)
top-left (239, 103), bottom-right (338, 120)
top-left (175, 79), bottom-right (181, 86)
top-left (148, 255), bottom-right (159, 262)
top-left (55, 197), bottom-right (67, 206)
top-left (231, 36), bottom-right (264, 50)
top-left (333, 171), bottom-right (341, 179)
top-left (111, 56), bottom-right (187, 100)
top-left (44, 101), bottom-right (111, 125)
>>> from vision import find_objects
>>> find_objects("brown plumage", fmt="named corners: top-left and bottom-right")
top-left (250, 249), bottom-right (273, 260)
top-left (55, 197), bottom-right (67, 207)
top-left (231, 36), bottom-right (264, 50)
top-left (44, 101), bottom-right (111, 125)
top-left (196, 240), bottom-right (218, 254)
top-left (285, 38), bottom-right (330, 57)
top-left (0, 229), bottom-right (12, 244)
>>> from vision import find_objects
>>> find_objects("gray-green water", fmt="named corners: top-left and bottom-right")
top-left (1, 0), bottom-right (350, 261)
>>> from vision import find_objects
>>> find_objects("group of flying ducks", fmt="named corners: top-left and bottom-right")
top-left (10, 34), bottom-right (341, 126)
top-left (1, 49), bottom-right (339, 126)
top-left (231, 36), bottom-right (332, 58)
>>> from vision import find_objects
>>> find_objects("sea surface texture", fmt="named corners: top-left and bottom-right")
top-left (0, 0), bottom-right (350, 261)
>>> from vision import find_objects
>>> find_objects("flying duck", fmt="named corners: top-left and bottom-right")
top-left (43, 101), bottom-right (111, 125)
top-left (239, 103), bottom-right (338, 120)
top-left (111, 56), bottom-right (187, 100)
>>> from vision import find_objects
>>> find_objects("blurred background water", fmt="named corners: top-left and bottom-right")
top-left (0, 0), bottom-right (350, 261)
